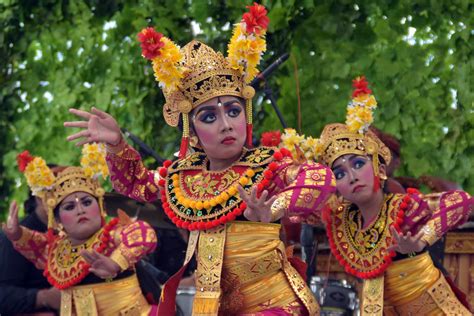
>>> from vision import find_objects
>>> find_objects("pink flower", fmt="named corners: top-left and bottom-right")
top-left (17, 150), bottom-right (34, 172)
top-left (242, 3), bottom-right (269, 35)
top-left (137, 27), bottom-right (165, 60)
top-left (352, 76), bottom-right (372, 97)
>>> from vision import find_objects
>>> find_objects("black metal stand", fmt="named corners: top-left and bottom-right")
top-left (301, 223), bottom-right (317, 284)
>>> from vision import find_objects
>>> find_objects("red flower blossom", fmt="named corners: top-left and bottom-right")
top-left (17, 150), bottom-right (34, 172)
top-left (260, 130), bottom-right (281, 147)
top-left (242, 3), bottom-right (269, 35)
top-left (352, 76), bottom-right (372, 97)
top-left (137, 27), bottom-right (165, 60)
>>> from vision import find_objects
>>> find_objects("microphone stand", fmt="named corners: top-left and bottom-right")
top-left (121, 127), bottom-right (165, 165)
top-left (252, 53), bottom-right (289, 129)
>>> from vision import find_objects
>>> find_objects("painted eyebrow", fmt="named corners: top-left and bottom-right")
top-left (61, 196), bottom-right (91, 206)
top-left (194, 100), bottom-right (242, 116)
top-left (332, 154), bottom-right (356, 170)
top-left (333, 155), bottom-right (368, 170)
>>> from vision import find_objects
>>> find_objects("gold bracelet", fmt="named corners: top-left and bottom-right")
top-left (420, 223), bottom-right (437, 246)
top-left (106, 136), bottom-right (126, 154)
top-left (270, 196), bottom-right (288, 222)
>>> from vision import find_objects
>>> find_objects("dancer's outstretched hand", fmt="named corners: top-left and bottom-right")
top-left (386, 226), bottom-right (427, 254)
top-left (64, 107), bottom-right (122, 146)
top-left (238, 186), bottom-right (278, 223)
top-left (3, 201), bottom-right (22, 241)
top-left (81, 249), bottom-right (121, 279)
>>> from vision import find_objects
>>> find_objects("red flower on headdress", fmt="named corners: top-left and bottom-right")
top-left (137, 27), bottom-right (165, 60)
top-left (260, 130), bottom-right (281, 147)
top-left (242, 3), bottom-right (269, 35)
top-left (352, 76), bottom-right (372, 97)
top-left (17, 150), bottom-right (34, 172)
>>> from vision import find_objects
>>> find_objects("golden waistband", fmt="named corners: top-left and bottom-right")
top-left (219, 221), bottom-right (316, 314)
top-left (384, 252), bottom-right (439, 306)
top-left (384, 273), bottom-right (471, 315)
top-left (62, 274), bottom-right (151, 316)
top-left (223, 221), bottom-right (282, 272)
top-left (226, 220), bottom-right (281, 233)
top-left (225, 244), bottom-right (283, 286)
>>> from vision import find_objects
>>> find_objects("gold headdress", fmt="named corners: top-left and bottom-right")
top-left (137, 3), bottom-right (269, 158)
top-left (17, 143), bottom-right (109, 235)
top-left (317, 77), bottom-right (391, 175)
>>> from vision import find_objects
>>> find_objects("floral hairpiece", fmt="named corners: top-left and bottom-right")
top-left (80, 143), bottom-right (109, 179)
top-left (227, 2), bottom-right (269, 83)
top-left (137, 27), bottom-right (186, 91)
top-left (345, 76), bottom-right (377, 134)
top-left (17, 150), bottom-right (56, 195)
top-left (260, 128), bottom-right (322, 161)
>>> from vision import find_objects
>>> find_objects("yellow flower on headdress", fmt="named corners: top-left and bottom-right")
top-left (138, 27), bottom-right (186, 91)
top-left (227, 3), bottom-right (268, 83)
top-left (151, 37), bottom-right (187, 90)
top-left (80, 143), bottom-right (109, 179)
top-left (346, 76), bottom-right (377, 134)
top-left (353, 94), bottom-right (377, 109)
top-left (279, 128), bottom-right (321, 161)
top-left (300, 136), bottom-right (319, 160)
top-left (24, 157), bottom-right (55, 194)
top-left (314, 138), bottom-right (325, 157)
top-left (280, 128), bottom-right (304, 154)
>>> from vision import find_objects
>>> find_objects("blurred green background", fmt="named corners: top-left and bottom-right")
top-left (1, 0), bottom-right (473, 219)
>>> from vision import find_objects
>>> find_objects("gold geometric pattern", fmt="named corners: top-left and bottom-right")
top-left (391, 273), bottom-right (472, 315)
top-left (318, 123), bottom-right (391, 167)
top-left (165, 147), bottom-right (275, 222)
top-left (445, 232), bottom-right (474, 254)
top-left (327, 194), bottom-right (401, 275)
top-left (361, 276), bottom-right (384, 316)
top-left (282, 255), bottom-right (320, 315)
top-left (44, 166), bottom-right (103, 208)
top-left (193, 226), bottom-right (227, 314)
top-left (163, 41), bottom-right (244, 127)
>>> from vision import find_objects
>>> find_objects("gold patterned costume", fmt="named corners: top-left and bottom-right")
top-left (323, 192), bottom-right (472, 315)
top-left (13, 149), bottom-right (158, 315)
top-left (13, 217), bottom-right (157, 315)
top-left (106, 4), bottom-right (338, 315)
top-left (315, 77), bottom-right (473, 315)
top-left (107, 144), bottom-right (336, 315)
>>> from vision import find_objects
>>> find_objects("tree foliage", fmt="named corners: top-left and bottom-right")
top-left (1, 0), bottom-right (473, 219)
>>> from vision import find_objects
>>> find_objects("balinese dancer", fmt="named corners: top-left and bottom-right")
top-left (3, 144), bottom-right (158, 315)
top-left (316, 76), bottom-right (473, 315)
top-left (64, 4), bottom-right (336, 315)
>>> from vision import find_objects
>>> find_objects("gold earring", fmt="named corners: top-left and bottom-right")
top-left (380, 174), bottom-right (388, 180)
top-left (190, 135), bottom-right (200, 148)
top-left (57, 223), bottom-right (66, 237)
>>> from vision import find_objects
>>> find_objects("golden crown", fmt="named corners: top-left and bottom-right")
top-left (44, 167), bottom-right (105, 211)
top-left (318, 123), bottom-right (391, 167)
top-left (162, 41), bottom-right (245, 127)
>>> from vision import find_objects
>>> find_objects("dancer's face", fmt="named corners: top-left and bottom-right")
top-left (57, 192), bottom-right (102, 242)
top-left (192, 96), bottom-right (247, 165)
top-left (332, 154), bottom-right (385, 204)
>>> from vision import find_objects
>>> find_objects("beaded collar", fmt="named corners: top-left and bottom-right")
top-left (324, 193), bottom-right (411, 279)
top-left (158, 147), bottom-right (290, 231)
